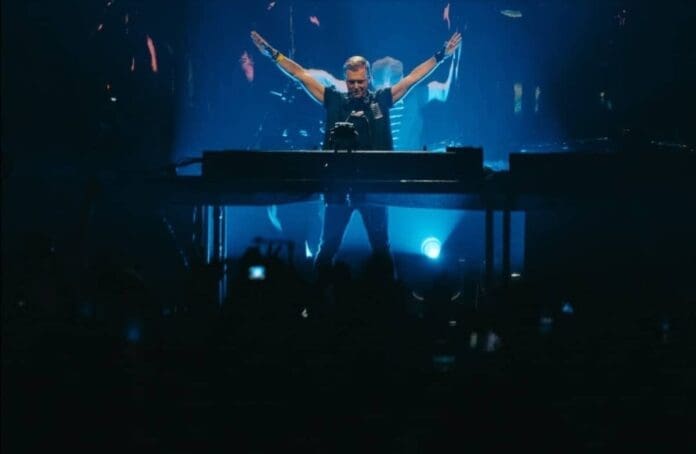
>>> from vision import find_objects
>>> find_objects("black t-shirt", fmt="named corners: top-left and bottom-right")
top-left (323, 87), bottom-right (394, 151)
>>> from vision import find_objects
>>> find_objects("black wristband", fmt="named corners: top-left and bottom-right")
top-left (434, 48), bottom-right (445, 63)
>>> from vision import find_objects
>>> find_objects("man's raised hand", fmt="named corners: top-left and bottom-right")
top-left (444, 31), bottom-right (462, 58)
top-left (250, 31), bottom-right (274, 58)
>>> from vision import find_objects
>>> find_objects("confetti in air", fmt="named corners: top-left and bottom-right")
top-left (309, 16), bottom-right (320, 27)
top-left (146, 35), bottom-right (159, 73)
top-left (500, 10), bottom-right (523, 19)
top-left (130, 56), bottom-right (136, 72)
top-left (443, 3), bottom-right (451, 30)
top-left (240, 51), bottom-right (254, 82)
top-left (267, 1), bottom-right (276, 11)
top-left (97, 23), bottom-right (104, 32)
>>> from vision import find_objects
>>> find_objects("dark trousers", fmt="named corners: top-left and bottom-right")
top-left (314, 201), bottom-right (394, 279)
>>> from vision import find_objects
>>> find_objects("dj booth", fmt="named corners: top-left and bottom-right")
top-left (110, 146), bottom-right (696, 304)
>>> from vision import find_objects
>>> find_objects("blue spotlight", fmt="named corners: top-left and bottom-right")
top-left (561, 300), bottom-right (575, 315)
top-left (125, 319), bottom-right (142, 344)
top-left (420, 237), bottom-right (442, 259)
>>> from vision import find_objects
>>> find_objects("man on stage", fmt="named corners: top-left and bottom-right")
top-left (250, 30), bottom-right (462, 280)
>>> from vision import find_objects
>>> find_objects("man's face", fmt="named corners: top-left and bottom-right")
top-left (345, 67), bottom-right (369, 99)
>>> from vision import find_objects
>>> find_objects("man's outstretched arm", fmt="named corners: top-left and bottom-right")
top-left (391, 32), bottom-right (462, 103)
top-left (251, 31), bottom-right (325, 104)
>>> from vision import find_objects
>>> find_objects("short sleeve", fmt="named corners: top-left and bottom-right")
top-left (375, 88), bottom-right (394, 110)
top-left (324, 86), bottom-right (342, 110)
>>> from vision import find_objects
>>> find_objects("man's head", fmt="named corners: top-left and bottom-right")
top-left (371, 56), bottom-right (404, 89)
top-left (343, 56), bottom-right (371, 99)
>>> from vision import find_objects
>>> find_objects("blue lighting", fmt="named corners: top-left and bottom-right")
top-left (561, 301), bottom-right (575, 315)
top-left (125, 320), bottom-right (142, 343)
top-left (248, 265), bottom-right (266, 280)
top-left (421, 237), bottom-right (442, 259)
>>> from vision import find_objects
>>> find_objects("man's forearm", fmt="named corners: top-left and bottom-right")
top-left (251, 30), bottom-right (325, 102)
top-left (275, 55), bottom-right (307, 80)
top-left (265, 49), bottom-right (325, 103)
top-left (391, 55), bottom-right (441, 102)
top-left (252, 31), bottom-right (305, 80)
top-left (403, 57), bottom-right (440, 86)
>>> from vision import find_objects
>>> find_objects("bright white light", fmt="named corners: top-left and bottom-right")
top-left (304, 240), bottom-right (313, 258)
top-left (421, 237), bottom-right (441, 259)
top-left (248, 265), bottom-right (265, 280)
top-left (561, 301), bottom-right (574, 314)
